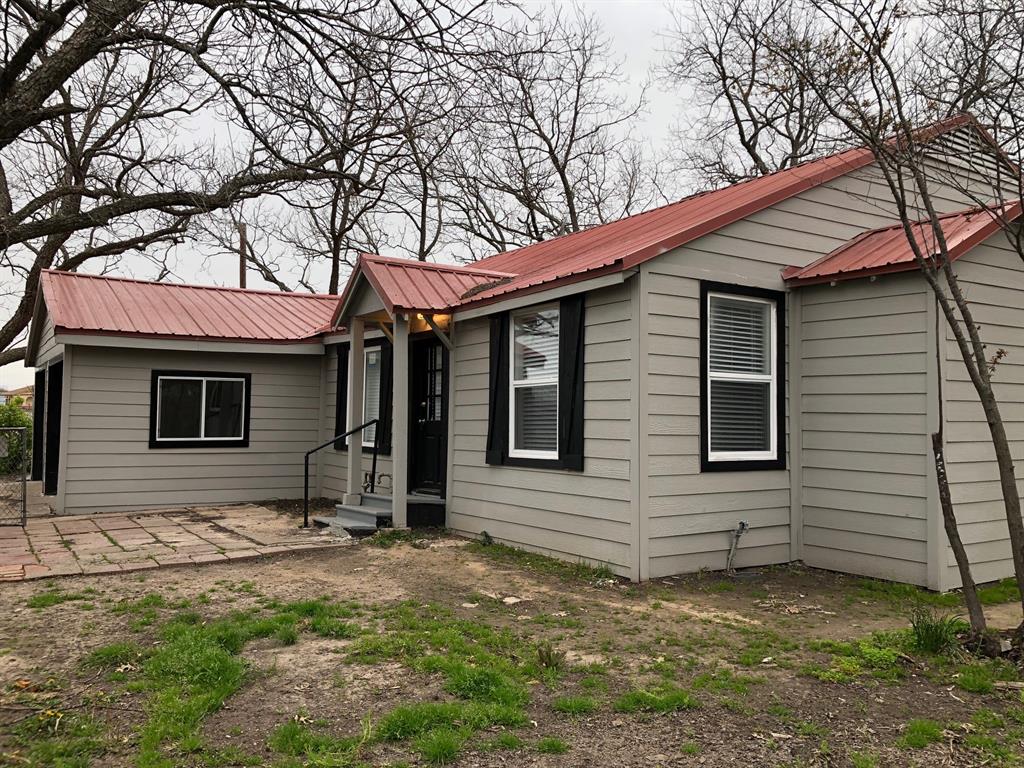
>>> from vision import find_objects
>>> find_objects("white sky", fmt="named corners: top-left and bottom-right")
top-left (0, 0), bottom-right (686, 390)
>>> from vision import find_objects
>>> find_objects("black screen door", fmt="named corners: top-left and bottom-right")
top-left (410, 339), bottom-right (447, 494)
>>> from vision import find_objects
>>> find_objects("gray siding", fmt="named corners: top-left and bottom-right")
top-left (942, 236), bottom-right (1024, 588)
top-left (318, 343), bottom-right (394, 499)
top-left (447, 282), bottom-right (635, 577)
top-left (61, 346), bottom-right (322, 515)
top-left (640, 249), bottom-right (791, 579)
top-left (798, 276), bottom-right (931, 586)
top-left (36, 313), bottom-right (62, 366)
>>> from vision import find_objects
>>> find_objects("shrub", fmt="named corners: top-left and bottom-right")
top-left (0, 401), bottom-right (31, 475)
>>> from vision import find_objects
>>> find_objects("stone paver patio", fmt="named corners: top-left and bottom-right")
top-left (0, 504), bottom-right (350, 582)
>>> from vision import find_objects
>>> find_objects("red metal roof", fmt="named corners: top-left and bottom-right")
top-left (456, 114), bottom-right (976, 308)
top-left (40, 270), bottom-right (339, 343)
top-left (348, 254), bottom-right (514, 315)
top-left (782, 202), bottom-right (1022, 286)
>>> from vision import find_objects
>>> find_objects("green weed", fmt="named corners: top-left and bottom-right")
top-left (909, 607), bottom-right (966, 654)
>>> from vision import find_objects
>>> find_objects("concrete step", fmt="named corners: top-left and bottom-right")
top-left (360, 493), bottom-right (393, 510)
top-left (333, 503), bottom-right (390, 528)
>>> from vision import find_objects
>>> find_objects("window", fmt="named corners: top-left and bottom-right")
top-left (700, 283), bottom-right (784, 471)
top-left (150, 371), bottom-right (250, 448)
top-left (509, 304), bottom-right (559, 459)
top-left (362, 347), bottom-right (382, 447)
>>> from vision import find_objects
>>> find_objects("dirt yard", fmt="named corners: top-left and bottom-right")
top-left (3, 531), bottom-right (1024, 767)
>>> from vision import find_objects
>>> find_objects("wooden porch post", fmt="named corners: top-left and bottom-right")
top-left (344, 317), bottom-right (364, 505)
top-left (391, 313), bottom-right (409, 528)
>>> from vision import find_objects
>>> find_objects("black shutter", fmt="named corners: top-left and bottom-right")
top-left (377, 341), bottom-right (393, 455)
top-left (485, 312), bottom-right (510, 465)
top-left (334, 343), bottom-right (349, 450)
top-left (31, 368), bottom-right (45, 481)
top-left (558, 294), bottom-right (586, 471)
top-left (44, 361), bottom-right (63, 495)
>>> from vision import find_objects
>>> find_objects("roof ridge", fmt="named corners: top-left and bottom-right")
top-left (41, 269), bottom-right (341, 300)
top-left (472, 113), bottom-right (977, 270)
top-left (359, 252), bottom-right (515, 277)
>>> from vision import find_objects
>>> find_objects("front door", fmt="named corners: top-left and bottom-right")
top-left (409, 339), bottom-right (447, 495)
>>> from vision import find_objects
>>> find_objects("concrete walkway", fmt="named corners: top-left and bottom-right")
top-left (0, 504), bottom-right (350, 582)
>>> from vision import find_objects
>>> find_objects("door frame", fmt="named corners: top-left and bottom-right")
top-left (408, 334), bottom-right (449, 497)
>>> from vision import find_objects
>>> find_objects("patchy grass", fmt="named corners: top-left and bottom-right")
top-left (898, 719), bottom-right (945, 749)
top-left (804, 632), bottom-right (908, 683)
top-left (552, 695), bottom-right (598, 715)
top-left (414, 727), bottom-right (467, 764)
top-left (26, 588), bottom-right (89, 609)
top-left (954, 660), bottom-right (1018, 694)
top-left (535, 736), bottom-right (570, 754)
top-left (465, 540), bottom-right (615, 582)
top-left (7, 706), bottom-right (106, 766)
top-left (613, 683), bottom-right (700, 713)
top-left (268, 718), bottom-right (367, 764)
top-left (83, 641), bottom-right (146, 670)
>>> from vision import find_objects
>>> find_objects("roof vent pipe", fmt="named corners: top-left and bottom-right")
top-left (726, 520), bottom-right (749, 574)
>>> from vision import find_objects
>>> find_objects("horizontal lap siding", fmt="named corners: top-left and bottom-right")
top-left (36, 314), bottom-right (62, 365)
top-left (447, 284), bottom-right (635, 575)
top-left (642, 248), bottom-right (791, 579)
top-left (799, 276), bottom-right (930, 585)
top-left (943, 239), bottom-right (1024, 587)
top-left (63, 346), bottom-right (323, 515)
top-left (318, 347), bottom-right (393, 500)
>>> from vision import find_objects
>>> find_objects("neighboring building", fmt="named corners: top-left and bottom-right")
top-left (0, 384), bottom-right (33, 413)
top-left (23, 114), bottom-right (1024, 590)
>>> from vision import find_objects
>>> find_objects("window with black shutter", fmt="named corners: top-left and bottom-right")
top-left (486, 294), bottom-right (585, 471)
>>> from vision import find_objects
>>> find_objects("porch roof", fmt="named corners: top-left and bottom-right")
top-left (337, 254), bottom-right (514, 319)
top-left (782, 202), bottom-right (1022, 287)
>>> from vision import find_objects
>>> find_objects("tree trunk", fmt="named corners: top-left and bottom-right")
top-left (932, 431), bottom-right (987, 635)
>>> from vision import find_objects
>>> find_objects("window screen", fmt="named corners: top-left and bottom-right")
top-left (706, 292), bottom-right (777, 462)
top-left (363, 348), bottom-right (382, 446)
top-left (510, 305), bottom-right (559, 457)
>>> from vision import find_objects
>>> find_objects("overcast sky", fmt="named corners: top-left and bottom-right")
top-left (0, 1), bottom-right (685, 390)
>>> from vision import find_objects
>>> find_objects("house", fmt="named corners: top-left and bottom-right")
top-left (24, 113), bottom-right (1024, 590)
top-left (0, 384), bottom-right (33, 413)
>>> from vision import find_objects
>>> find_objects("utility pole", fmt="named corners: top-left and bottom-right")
top-left (238, 222), bottom-right (247, 289)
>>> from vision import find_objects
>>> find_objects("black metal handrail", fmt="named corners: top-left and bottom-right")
top-left (303, 418), bottom-right (379, 528)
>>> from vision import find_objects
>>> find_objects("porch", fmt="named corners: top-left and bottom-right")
top-left (312, 254), bottom-right (509, 532)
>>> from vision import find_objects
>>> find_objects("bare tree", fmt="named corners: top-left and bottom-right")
top-left (770, 0), bottom-right (1024, 636)
top-left (661, 0), bottom-right (854, 187)
top-left (0, 0), bottom-right (493, 364)
top-left (440, 10), bottom-right (663, 259)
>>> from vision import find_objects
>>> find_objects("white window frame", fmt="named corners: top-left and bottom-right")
top-left (508, 303), bottom-right (560, 460)
top-left (362, 346), bottom-right (382, 448)
top-left (706, 291), bottom-right (777, 463)
top-left (155, 375), bottom-right (246, 442)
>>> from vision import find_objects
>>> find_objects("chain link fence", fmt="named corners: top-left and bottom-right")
top-left (0, 427), bottom-right (27, 526)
